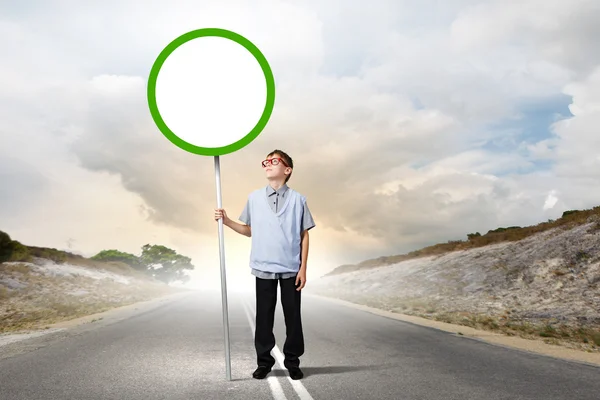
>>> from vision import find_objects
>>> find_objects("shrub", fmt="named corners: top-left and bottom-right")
top-left (575, 250), bottom-right (590, 262)
top-left (0, 230), bottom-right (14, 262)
top-left (539, 325), bottom-right (558, 338)
top-left (467, 232), bottom-right (481, 240)
top-left (27, 247), bottom-right (66, 263)
top-left (9, 241), bottom-right (31, 262)
top-left (91, 249), bottom-right (145, 270)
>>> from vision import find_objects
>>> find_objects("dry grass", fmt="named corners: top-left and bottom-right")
top-left (0, 272), bottom-right (183, 333)
top-left (399, 309), bottom-right (600, 352)
top-left (3, 242), bottom-right (150, 280)
top-left (0, 263), bottom-right (32, 275)
top-left (327, 206), bottom-right (600, 276)
top-left (1, 232), bottom-right (191, 333)
top-left (63, 255), bottom-right (144, 277)
top-left (0, 286), bottom-right (14, 300)
top-left (329, 293), bottom-right (600, 352)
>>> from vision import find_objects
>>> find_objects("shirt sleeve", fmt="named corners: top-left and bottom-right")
top-left (239, 199), bottom-right (251, 226)
top-left (301, 201), bottom-right (315, 232)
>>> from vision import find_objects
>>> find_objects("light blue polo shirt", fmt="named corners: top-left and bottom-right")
top-left (239, 184), bottom-right (315, 279)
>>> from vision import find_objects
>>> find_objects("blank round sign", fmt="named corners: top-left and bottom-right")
top-left (147, 28), bottom-right (276, 156)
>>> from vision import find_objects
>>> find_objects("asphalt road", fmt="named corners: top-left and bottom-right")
top-left (0, 289), bottom-right (598, 399)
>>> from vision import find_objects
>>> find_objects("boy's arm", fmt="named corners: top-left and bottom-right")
top-left (296, 229), bottom-right (309, 291)
top-left (215, 207), bottom-right (251, 237)
top-left (300, 229), bottom-right (309, 272)
top-left (225, 197), bottom-right (252, 237)
top-left (296, 200), bottom-right (314, 291)
top-left (300, 200), bottom-right (315, 273)
top-left (225, 219), bottom-right (251, 237)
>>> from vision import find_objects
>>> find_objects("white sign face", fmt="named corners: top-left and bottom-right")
top-left (147, 29), bottom-right (275, 156)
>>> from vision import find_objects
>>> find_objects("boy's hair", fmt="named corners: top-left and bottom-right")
top-left (267, 149), bottom-right (293, 183)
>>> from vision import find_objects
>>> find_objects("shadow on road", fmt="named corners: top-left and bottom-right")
top-left (280, 365), bottom-right (381, 377)
top-left (229, 365), bottom-right (383, 380)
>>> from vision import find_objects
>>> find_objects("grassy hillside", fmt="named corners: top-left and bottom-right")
top-left (310, 206), bottom-right (600, 352)
top-left (0, 232), bottom-right (190, 334)
top-left (326, 206), bottom-right (600, 276)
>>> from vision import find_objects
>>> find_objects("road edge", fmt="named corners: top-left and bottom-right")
top-left (305, 292), bottom-right (600, 368)
top-left (46, 289), bottom-right (195, 330)
top-left (0, 289), bottom-right (196, 349)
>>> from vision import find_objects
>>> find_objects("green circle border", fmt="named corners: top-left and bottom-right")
top-left (147, 28), bottom-right (275, 156)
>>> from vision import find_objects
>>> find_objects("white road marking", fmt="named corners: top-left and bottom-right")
top-left (241, 298), bottom-right (287, 400)
top-left (245, 297), bottom-right (315, 400)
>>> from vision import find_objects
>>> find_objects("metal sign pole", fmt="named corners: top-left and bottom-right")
top-left (147, 28), bottom-right (275, 382)
top-left (214, 155), bottom-right (231, 381)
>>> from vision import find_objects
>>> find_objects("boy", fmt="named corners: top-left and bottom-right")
top-left (214, 149), bottom-right (315, 380)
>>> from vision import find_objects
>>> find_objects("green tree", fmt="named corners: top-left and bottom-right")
top-left (139, 244), bottom-right (195, 284)
top-left (91, 249), bottom-right (145, 271)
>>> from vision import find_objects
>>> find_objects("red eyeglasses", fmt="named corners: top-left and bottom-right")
top-left (261, 158), bottom-right (289, 168)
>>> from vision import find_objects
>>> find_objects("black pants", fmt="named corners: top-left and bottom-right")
top-left (255, 275), bottom-right (304, 369)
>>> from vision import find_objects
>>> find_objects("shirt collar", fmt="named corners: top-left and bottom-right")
top-left (267, 183), bottom-right (289, 197)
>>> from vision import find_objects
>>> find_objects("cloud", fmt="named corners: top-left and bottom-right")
top-left (2, 0), bottom-right (600, 277)
top-left (0, 156), bottom-right (49, 219)
top-left (551, 66), bottom-right (600, 180)
top-left (450, 0), bottom-right (600, 76)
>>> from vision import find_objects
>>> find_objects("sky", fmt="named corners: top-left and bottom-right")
top-left (2, 0), bottom-right (600, 290)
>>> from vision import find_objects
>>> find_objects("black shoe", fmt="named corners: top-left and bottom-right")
top-left (288, 367), bottom-right (303, 380)
top-left (252, 366), bottom-right (272, 379)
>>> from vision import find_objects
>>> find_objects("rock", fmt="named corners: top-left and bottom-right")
top-left (0, 277), bottom-right (27, 290)
top-left (311, 220), bottom-right (600, 330)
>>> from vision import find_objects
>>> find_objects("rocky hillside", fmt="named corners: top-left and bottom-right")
top-left (307, 208), bottom-right (600, 352)
top-left (0, 255), bottom-right (189, 334)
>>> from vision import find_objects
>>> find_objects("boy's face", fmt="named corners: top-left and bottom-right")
top-left (263, 153), bottom-right (291, 182)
